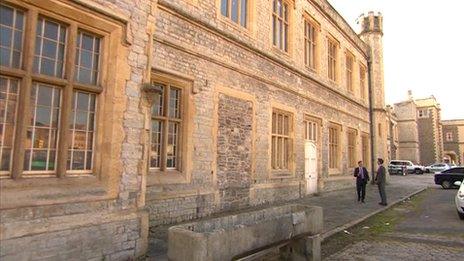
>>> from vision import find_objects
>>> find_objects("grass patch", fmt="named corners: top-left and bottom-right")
top-left (321, 189), bottom-right (429, 258)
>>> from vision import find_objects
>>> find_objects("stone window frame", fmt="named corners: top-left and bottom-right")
top-left (147, 72), bottom-right (194, 185)
top-left (303, 12), bottom-right (320, 72)
top-left (446, 132), bottom-right (453, 142)
top-left (328, 122), bottom-right (342, 174)
top-left (0, 0), bottom-right (128, 208)
top-left (219, 0), bottom-right (249, 28)
top-left (359, 63), bottom-right (367, 100)
top-left (271, 0), bottom-right (294, 54)
top-left (0, 0), bottom-right (125, 180)
top-left (269, 102), bottom-right (295, 178)
top-left (327, 35), bottom-right (339, 84)
top-left (345, 50), bottom-right (355, 93)
top-left (216, 0), bottom-right (255, 36)
top-left (347, 128), bottom-right (357, 168)
top-left (417, 108), bottom-right (429, 118)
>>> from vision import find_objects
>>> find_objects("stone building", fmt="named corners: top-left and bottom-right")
top-left (415, 96), bottom-right (443, 165)
top-left (393, 92), bottom-right (444, 165)
top-left (394, 96), bottom-right (420, 163)
top-left (0, 0), bottom-right (387, 259)
top-left (386, 105), bottom-right (398, 161)
top-left (442, 119), bottom-right (464, 165)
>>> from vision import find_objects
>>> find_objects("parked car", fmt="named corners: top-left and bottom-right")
top-left (454, 180), bottom-right (464, 220)
top-left (425, 163), bottom-right (451, 173)
top-left (388, 160), bottom-right (425, 175)
top-left (434, 167), bottom-right (464, 189)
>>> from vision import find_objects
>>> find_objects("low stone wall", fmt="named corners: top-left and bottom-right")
top-left (0, 210), bottom-right (148, 261)
top-left (167, 204), bottom-right (323, 261)
top-left (322, 177), bottom-right (354, 192)
top-left (146, 193), bottom-right (216, 227)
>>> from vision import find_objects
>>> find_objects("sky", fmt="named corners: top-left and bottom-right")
top-left (328, 0), bottom-right (464, 120)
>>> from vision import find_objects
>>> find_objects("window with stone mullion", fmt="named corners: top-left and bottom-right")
top-left (0, 5), bottom-right (103, 178)
top-left (304, 21), bottom-right (316, 68)
top-left (273, 0), bottom-right (289, 52)
top-left (0, 3), bottom-right (25, 68)
top-left (346, 54), bottom-right (353, 91)
top-left (150, 83), bottom-right (182, 171)
top-left (220, 0), bottom-right (248, 28)
top-left (271, 110), bottom-right (291, 171)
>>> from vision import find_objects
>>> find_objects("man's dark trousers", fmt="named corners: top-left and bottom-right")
top-left (356, 180), bottom-right (367, 202)
top-left (376, 165), bottom-right (387, 205)
top-left (354, 167), bottom-right (369, 202)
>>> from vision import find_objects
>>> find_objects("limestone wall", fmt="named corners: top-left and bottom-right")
top-left (0, 0), bottom-right (154, 259)
top-left (146, 0), bottom-right (376, 226)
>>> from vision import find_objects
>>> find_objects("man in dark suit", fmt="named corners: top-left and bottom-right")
top-left (375, 158), bottom-right (388, 206)
top-left (354, 160), bottom-right (369, 203)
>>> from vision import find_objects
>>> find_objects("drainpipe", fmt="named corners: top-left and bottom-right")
top-left (367, 55), bottom-right (376, 184)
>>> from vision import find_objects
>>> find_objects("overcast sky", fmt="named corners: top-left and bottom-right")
top-left (328, 0), bottom-right (463, 120)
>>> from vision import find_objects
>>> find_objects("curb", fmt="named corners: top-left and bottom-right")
top-left (320, 187), bottom-right (427, 240)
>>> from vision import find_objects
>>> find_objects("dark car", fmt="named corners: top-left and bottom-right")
top-left (434, 167), bottom-right (464, 189)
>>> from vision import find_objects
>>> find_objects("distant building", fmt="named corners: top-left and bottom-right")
top-left (393, 91), bottom-right (443, 165)
top-left (393, 94), bottom-right (420, 163)
top-left (414, 96), bottom-right (444, 165)
top-left (442, 119), bottom-right (464, 165)
top-left (386, 105), bottom-right (399, 161)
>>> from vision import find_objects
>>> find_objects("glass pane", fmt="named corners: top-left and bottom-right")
top-left (0, 47), bottom-right (10, 67)
top-left (86, 151), bottom-right (92, 170)
top-left (75, 31), bottom-right (101, 85)
top-left (151, 84), bottom-right (164, 116)
top-left (68, 91), bottom-right (96, 172)
top-left (221, 0), bottom-right (228, 17)
top-left (0, 27), bottom-right (12, 47)
top-left (169, 87), bottom-right (181, 118)
top-left (167, 122), bottom-right (179, 169)
top-left (240, 0), bottom-right (247, 27)
top-left (71, 150), bottom-right (85, 170)
top-left (1, 148), bottom-right (10, 171)
top-left (272, 16), bottom-right (276, 46)
top-left (150, 120), bottom-right (163, 168)
top-left (31, 150), bottom-right (47, 170)
top-left (48, 150), bottom-right (56, 170)
top-left (0, 4), bottom-right (24, 68)
top-left (25, 83), bottom-right (61, 172)
top-left (272, 112), bottom-right (276, 134)
top-left (0, 5), bottom-right (13, 26)
top-left (231, 0), bottom-right (238, 22)
top-left (0, 76), bottom-right (19, 173)
top-left (34, 17), bottom-right (66, 78)
top-left (35, 107), bottom-right (52, 127)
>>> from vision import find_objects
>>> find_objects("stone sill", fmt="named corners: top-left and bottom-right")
top-left (0, 176), bottom-right (110, 210)
top-left (147, 169), bottom-right (189, 185)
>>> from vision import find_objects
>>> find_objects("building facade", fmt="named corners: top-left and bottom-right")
top-left (0, 0), bottom-right (387, 259)
top-left (394, 97), bottom-right (420, 163)
top-left (386, 105), bottom-right (398, 161)
top-left (443, 119), bottom-right (464, 165)
top-left (393, 93), bottom-right (444, 165)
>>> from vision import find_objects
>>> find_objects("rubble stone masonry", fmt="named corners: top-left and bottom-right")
top-left (0, 0), bottom-right (387, 259)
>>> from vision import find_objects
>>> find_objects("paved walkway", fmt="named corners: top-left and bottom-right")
top-left (145, 174), bottom-right (432, 260)
top-left (325, 187), bottom-right (464, 260)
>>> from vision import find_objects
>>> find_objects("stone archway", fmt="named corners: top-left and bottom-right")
top-left (443, 151), bottom-right (457, 164)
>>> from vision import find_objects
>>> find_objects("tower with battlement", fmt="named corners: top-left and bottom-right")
top-left (358, 12), bottom-right (389, 171)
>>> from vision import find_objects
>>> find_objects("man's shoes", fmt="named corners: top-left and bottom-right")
top-left (361, 200), bottom-right (365, 203)
top-left (378, 202), bottom-right (387, 206)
